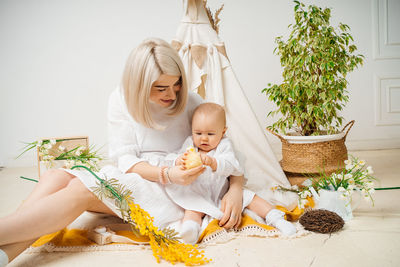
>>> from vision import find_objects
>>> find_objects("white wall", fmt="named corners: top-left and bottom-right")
top-left (1, 0), bottom-right (399, 167)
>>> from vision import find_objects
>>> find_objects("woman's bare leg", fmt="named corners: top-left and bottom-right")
top-left (0, 170), bottom-right (75, 261)
top-left (0, 177), bottom-right (109, 245)
top-left (1, 201), bottom-right (115, 263)
top-left (17, 169), bottom-right (74, 211)
top-left (0, 169), bottom-right (116, 262)
top-left (0, 240), bottom-right (35, 262)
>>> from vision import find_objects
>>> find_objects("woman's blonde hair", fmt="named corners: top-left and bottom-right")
top-left (122, 38), bottom-right (188, 129)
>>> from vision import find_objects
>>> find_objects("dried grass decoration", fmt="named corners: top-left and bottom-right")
top-left (299, 209), bottom-right (344, 234)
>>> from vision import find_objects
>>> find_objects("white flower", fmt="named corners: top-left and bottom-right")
top-left (300, 190), bottom-right (312, 198)
top-left (367, 166), bottom-right (374, 174)
top-left (58, 146), bottom-right (66, 152)
top-left (344, 173), bottom-right (353, 180)
top-left (347, 185), bottom-right (355, 193)
top-left (344, 159), bottom-right (351, 165)
top-left (363, 195), bottom-right (371, 202)
top-left (44, 143), bottom-right (52, 149)
top-left (358, 160), bottom-right (366, 166)
top-left (43, 155), bottom-right (54, 161)
top-left (348, 178), bottom-right (355, 185)
top-left (65, 160), bottom-right (76, 168)
top-left (337, 174), bottom-right (344, 180)
top-left (338, 187), bottom-right (346, 192)
top-left (368, 188), bottom-right (375, 194)
top-left (366, 181), bottom-right (374, 189)
top-left (361, 188), bottom-right (367, 194)
top-left (50, 139), bottom-right (56, 145)
top-left (298, 198), bottom-right (308, 209)
top-left (352, 164), bottom-right (361, 170)
top-left (75, 147), bottom-right (84, 156)
top-left (37, 140), bottom-right (43, 147)
top-left (345, 164), bottom-right (353, 170)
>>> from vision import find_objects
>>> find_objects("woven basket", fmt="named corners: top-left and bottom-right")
top-left (268, 121), bottom-right (355, 174)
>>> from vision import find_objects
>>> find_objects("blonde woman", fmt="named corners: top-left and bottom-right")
top-left (0, 38), bottom-right (244, 266)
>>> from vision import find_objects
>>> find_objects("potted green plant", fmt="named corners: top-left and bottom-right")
top-left (262, 1), bottom-right (364, 174)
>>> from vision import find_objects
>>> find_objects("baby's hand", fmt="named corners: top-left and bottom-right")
top-left (200, 154), bottom-right (217, 171)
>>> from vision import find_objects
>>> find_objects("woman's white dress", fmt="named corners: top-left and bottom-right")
top-left (164, 136), bottom-right (255, 220)
top-left (65, 87), bottom-right (203, 229)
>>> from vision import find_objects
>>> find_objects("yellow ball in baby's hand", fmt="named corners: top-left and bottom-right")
top-left (184, 147), bottom-right (202, 169)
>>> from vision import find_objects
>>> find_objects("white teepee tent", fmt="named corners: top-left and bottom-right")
top-left (172, 0), bottom-right (297, 208)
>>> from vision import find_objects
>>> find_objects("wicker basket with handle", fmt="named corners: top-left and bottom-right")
top-left (267, 120), bottom-right (355, 174)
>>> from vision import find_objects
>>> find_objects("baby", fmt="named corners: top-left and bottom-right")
top-left (164, 103), bottom-right (296, 244)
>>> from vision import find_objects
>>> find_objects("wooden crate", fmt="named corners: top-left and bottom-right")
top-left (37, 136), bottom-right (89, 178)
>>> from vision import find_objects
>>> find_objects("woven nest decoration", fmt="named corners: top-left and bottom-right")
top-left (299, 209), bottom-right (344, 234)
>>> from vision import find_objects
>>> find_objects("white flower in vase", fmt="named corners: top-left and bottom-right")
top-left (344, 159), bottom-right (351, 165)
top-left (338, 186), bottom-right (346, 192)
top-left (366, 181), bottom-right (374, 189)
top-left (347, 184), bottom-right (355, 192)
top-left (50, 139), bottom-right (56, 145)
top-left (58, 146), bottom-right (66, 152)
top-left (367, 166), bottom-right (374, 174)
top-left (361, 188), bottom-right (368, 195)
top-left (363, 194), bottom-right (372, 202)
top-left (37, 140), bottom-right (43, 147)
top-left (368, 188), bottom-right (375, 194)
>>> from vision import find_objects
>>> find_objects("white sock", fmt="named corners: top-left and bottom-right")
top-left (180, 220), bottom-right (201, 244)
top-left (265, 209), bottom-right (296, 236)
top-left (0, 249), bottom-right (9, 267)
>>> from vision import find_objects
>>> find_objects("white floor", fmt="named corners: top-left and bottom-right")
top-left (1, 149), bottom-right (399, 267)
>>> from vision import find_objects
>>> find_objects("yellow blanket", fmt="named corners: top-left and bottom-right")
top-left (32, 198), bottom-right (314, 248)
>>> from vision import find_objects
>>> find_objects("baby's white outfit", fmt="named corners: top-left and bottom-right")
top-left (164, 136), bottom-right (255, 220)
top-left (164, 136), bottom-right (296, 242)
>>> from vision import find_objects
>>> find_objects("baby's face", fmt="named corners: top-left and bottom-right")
top-left (192, 112), bottom-right (226, 152)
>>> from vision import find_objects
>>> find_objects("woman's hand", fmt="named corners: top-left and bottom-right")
top-left (168, 165), bottom-right (205, 185)
top-left (219, 175), bottom-right (244, 230)
top-left (175, 153), bottom-right (187, 166)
